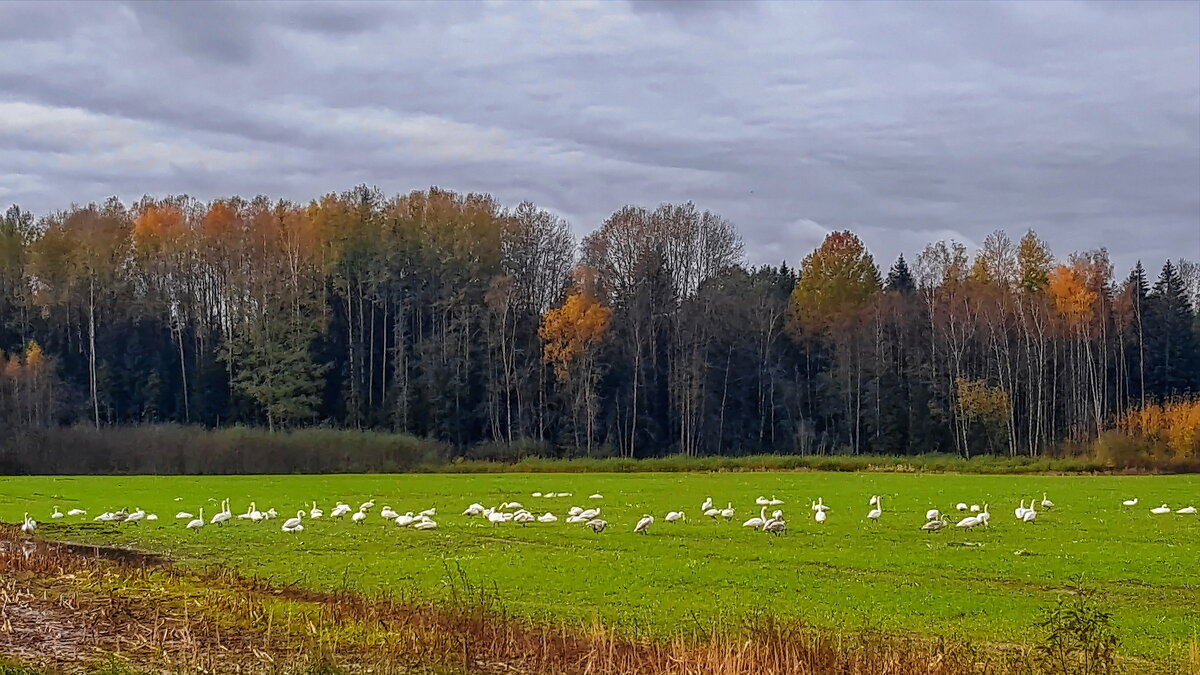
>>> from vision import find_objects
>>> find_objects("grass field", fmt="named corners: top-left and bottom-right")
top-left (1, 472), bottom-right (1197, 665)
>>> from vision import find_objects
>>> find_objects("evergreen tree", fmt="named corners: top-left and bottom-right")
top-left (885, 254), bottom-right (916, 293)
top-left (1145, 260), bottom-right (1200, 398)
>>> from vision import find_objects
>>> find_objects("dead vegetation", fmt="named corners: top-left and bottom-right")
top-left (0, 526), bottom-right (1176, 675)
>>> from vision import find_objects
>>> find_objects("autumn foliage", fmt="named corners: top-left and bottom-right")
top-left (1118, 398), bottom-right (1200, 461)
top-left (540, 291), bottom-right (612, 380)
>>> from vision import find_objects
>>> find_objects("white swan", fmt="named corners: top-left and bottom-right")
top-left (589, 494), bottom-right (603, 500)
top-left (925, 508), bottom-right (940, 521)
top-left (743, 506), bottom-right (767, 530)
top-left (969, 504), bottom-right (981, 513)
top-left (811, 498), bottom-right (829, 513)
top-left (703, 507), bottom-right (720, 519)
top-left (755, 496), bottom-right (770, 506)
top-left (413, 518), bottom-right (437, 530)
top-left (282, 510), bottom-right (304, 532)
top-left (51, 507), bottom-right (63, 519)
top-left (486, 511), bottom-right (507, 526)
top-left (567, 506), bottom-right (583, 516)
top-left (514, 511), bottom-right (535, 525)
top-left (767, 496), bottom-right (783, 506)
top-left (1040, 493), bottom-right (1054, 510)
top-left (1150, 504), bottom-right (1170, 515)
top-left (955, 502), bottom-right (968, 512)
top-left (720, 503), bottom-right (735, 520)
top-left (1175, 505), bottom-right (1196, 514)
top-left (867, 497), bottom-right (882, 523)
top-left (956, 515), bottom-right (982, 530)
top-left (1122, 498), bottom-right (1138, 506)
top-left (67, 508), bottom-right (87, 517)
top-left (462, 503), bottom-right (485, 516)
top-left (634, 514), bottom-right (654, 534)
top-left (395, 512), bottom-right (417, 527)
top-left (309, 502), bottom-right (324, 519)
top-left (537, 512), bottom-right (558, 523)
top-left (20, 512), bottom-right (36, 535)
top-left (210, 499), bottom-right (232, 526)
top-left (351, 506), bottom-right (368, 524)
top-left (1022, 502), bottom-right (1038, 523)
top-left (186, 508), bottom-right (205, 532)
top-left (176, 511), bottom-right (193, 519)
top-left (665, 511), bottom-right (685, 523)
top-left (125, 509), bottom-right (146, 525)
top-left (579, 507), bottom-right (601, 520)
top-left (922, 517), bottom-right (947, 532)
top-left (380, 506), bottom-right (399, 520)
top-left (815, 509), bottom-right (827, 524)
top-left (1014, 499), bottom-right (1027, 520)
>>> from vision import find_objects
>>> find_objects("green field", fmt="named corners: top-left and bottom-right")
top-left (1, 473), bottom-right (1197, 663)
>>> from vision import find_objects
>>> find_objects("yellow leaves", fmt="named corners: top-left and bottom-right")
top-left (132, 203), bottom-right (184, 253)
top-left (1119, 399), bottom-right (1200, 460)
top-left (790, 231), bottom-right (880, 334)
top-left (1048, 264), bottom-right (1097, 327)
top-left (0, 341), bottom-right (47, 380)
top-left (955, 377), bottom-right (1010, 425)
top-left (23, 340), bottom-right (44, 372)
top-left (539, 292), bottom-right (612, 380)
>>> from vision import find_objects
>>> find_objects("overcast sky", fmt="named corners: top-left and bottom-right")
top-left (1, 1), bottom-right (1197, 275)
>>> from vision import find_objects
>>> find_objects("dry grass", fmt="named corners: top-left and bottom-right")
top-left (0, 525), bottom-right (1163, 675)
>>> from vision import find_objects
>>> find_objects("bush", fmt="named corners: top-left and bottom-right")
top-left (1037, 589), bottom-right (1120, 675)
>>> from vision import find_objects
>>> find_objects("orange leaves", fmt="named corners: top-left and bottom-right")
top-left (1048, 263), bottom-right (1098, 327)
top-left (1119, 398), bottom-right (1200, 460)
top-left (202, 201), bottom-right (240, 240)
top-left (132, 203), bottom-right (184, 252)
top-left (539, 292), bottom-right (612, 380)
top-left (0, 341), bottom-right (47, 380)
top-left (789, 230), bottom-right (880, 334)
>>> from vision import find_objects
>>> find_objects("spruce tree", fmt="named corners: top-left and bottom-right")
top-left (1145, 260), bottom-right (1200, 397)
top-left (885, 254), bottom-right (916, 293)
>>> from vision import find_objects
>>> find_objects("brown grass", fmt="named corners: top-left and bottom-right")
top-left (0, 525), bottom-right (1157, 675)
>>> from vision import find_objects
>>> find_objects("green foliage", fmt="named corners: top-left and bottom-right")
top-left (221, 317), bottom-right (330, 430)
top-left (1037, 588), bottom-right (1120, 675)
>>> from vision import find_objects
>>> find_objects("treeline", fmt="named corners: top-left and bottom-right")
top-left (0, 188), bottom-right (1197, 461)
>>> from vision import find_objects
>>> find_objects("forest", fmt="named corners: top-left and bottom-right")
top-left (0, 187), bottom-right (1197, 462)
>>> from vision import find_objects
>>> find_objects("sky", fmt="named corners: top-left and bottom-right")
top-left (1, 0), bottom-right (1197, 275)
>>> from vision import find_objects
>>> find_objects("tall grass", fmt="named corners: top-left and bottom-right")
top-left (2, 424), bottom-right (1193, 475)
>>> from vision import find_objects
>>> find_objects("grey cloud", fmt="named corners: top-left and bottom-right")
top-left (0, 0), bottom-right (1196, 276)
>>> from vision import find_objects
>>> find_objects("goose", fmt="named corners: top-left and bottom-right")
top-left (701, 497), bottom-right (713, 512)
top-left (1150, 504), bottom-right (1171, 515)
top-left (969, 504), bottom-right (981, 513)
top-left (588, 494), bottom-right (603, 500)
top-left (811, 498), bottom-right (829, 513)
top-left (1040, 493), bottom-right (1054, 510)
top-left (537, 512), bottom-right (558, 523)
top-left (925, 508), bottom-right (940, 521)
top-left (664, 511), bottom-right (685, 523)
top-left (186, 509), bottom-right (205, 532)
top-left (916, 514), bottom-right (945, 530)
top-left (176, 511), bottom-right (194, 519)
top-left (815, 509), bottom-right (827, 524)
top-left (395, 512), bottom-right (418, 527)
top-left (20, 513), bottom-right (36, 535)
top-left (282, 510), bottom-right (305, 533)
top-left (634, 514), bottom-right (654, 534)
top-left (67, 508), bottom-right (87, 517)
top-left (413, 518), bottom-right (437, 530)
top-left (1014, 499), bottom-right (1028, 520)
top-left (351, 506), bottom-right (368, 524)
top-left (586, 518), bottom-right (607, 533)
top-left (1122, 498), bottom-right (1138, 507)
top-left (380, 506), bottom-right (399, 520)
top-left (764, 517), bottom-right (786, 535)
top-left (720, 503), bottom-right (735, 520)
top-left (956, 502), bottom-right (968, 512)
top-left (51, 507), bottom-right (63, 519)
top-left (867, 497), bottom-right (883, 523)
top-left (309, 502), bottom-right (324, 519)
top-left (922, 517), bottom-right (948, 533)
top-left (743, 506), bottom-right (767, 530)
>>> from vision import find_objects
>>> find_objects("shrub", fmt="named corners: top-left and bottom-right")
top-left (1036, 589), bottom-right (1120, 675)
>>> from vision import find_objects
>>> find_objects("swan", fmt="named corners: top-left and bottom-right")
top-left (210, 500), bottom-right (232, 527)
top-left (586, 518), bottom-right (607, 533)
top-left (743, 506), bottom-right (767, 530)
top-left (811, 498), bottom-right (829, 513)
top-left (419, 507), bottom-right (436, 517)
top-left (265, 508), bottom-right (277, 519)
top-left (1150, 504), bottom-right (1171, 515)
top-left (249, 504), bottom-right (264, 523)
top-left (568, 506), bottom-right (583, 516)
top-left (146, 514), bottom-right (158, 521)
top-left (125, 509), bottom-right (146, 525)
top-left (764, 517), bottom-right (786, 535)
top-left (514, 511), bottom-right (535, 525)
top-left (771, 509), bottom-right (783, 519)
top-left (395, 512), bottom-right (417, 527)
top-left (978, 504), bottom-right (991, 525)
top-left (537, 512), bottom-right (558, 523)
top-left (20, 513), bottom-right (36, 535)
top-left (331, 502), bottom-right (350, 518)
top-left (359, 500), bottom-right (375, 511)
top-left (67, 508), bottom-right (86, 517)
top-left (1176, 506), bottom-right (1196, 514)
top-left (955, 502), bottom-right (968, 512)
top-left (51, 507), bottom-right (63, 519)
top-left (309, 502), bottom-right (324, 519)
top-left (238, 502), bottom-right (256, 519)
top-left (815, 509), bottom-right (827, 524)
top-left (703, 507), bottom-right (721, 519)
top-left (1122, 498), bottom-right (1138, 506)
top-left (701, 497), bottom-right (713, 511)
top-left (186, 509), bottom-right (205, 532)
top-left (768, 496), bottom-right (784, 506)
top-left (869, 495), bottom-right (879, 506)
top-left (462, 503), bottom-right (485, 516)
top-left (413, 518), bottom-right (437, 530)
top-left (665, 511), bottom-right (685, 523)
top-left (589, 494), bottom-right (603, 499)
top-left (176, 511), bottom-right (194, 519)
top-left (1040, 493), bottom-right (1054, 510)
top-left (1014, 499), bottom-right (1027, 520)
top-left (486, 511), bottom-right (507, 526)
top-left (532, 492), bottom-right (543, 498)
top-left (867, 497), bottom-right (883, 523)
top-left (925, 508), bottom-right (940, 521)
top-left (969, 504), bottom-right (980, 513)
top-left (755, 496), bottom-right (770, 506)
top-left (352, 506), bottom-right (368, 524)
top-left (956, 515), bottom-right (982, 530)
top-left (1022, 502), bottom-right (1038, 523)
top-left (502, 501), bottom-right (524, 510)
top-left (720, 503), bottom-right (735, 520)
top-left (579, 507), bottom-right (600, 520)
top-left (380, 506), bottom-right (399, 520)
top-left (282, 510), bottom-right (304, 532)
top-left (634, 514), bottom-right (654, 534)
top-left (922, 518), bottom-right (947, 533)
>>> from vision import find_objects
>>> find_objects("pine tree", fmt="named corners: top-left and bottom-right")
top-left (885, 254), bottom-right (915, 293)
top-left (1145, 261), bottom-right (1200, 398)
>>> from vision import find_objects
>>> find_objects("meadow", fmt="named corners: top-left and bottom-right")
top-left (1, 472), bottom-right (1197, 665)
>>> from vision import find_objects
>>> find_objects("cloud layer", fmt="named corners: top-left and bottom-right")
top-left (2, 0), bottom-right (1197, 274)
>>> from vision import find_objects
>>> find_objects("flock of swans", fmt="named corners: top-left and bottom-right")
top-left (12, 491), bottom-right (1197, 539)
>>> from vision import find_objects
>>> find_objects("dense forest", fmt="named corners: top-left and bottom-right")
top-left (0, 187), bottom-right (1197, 460)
